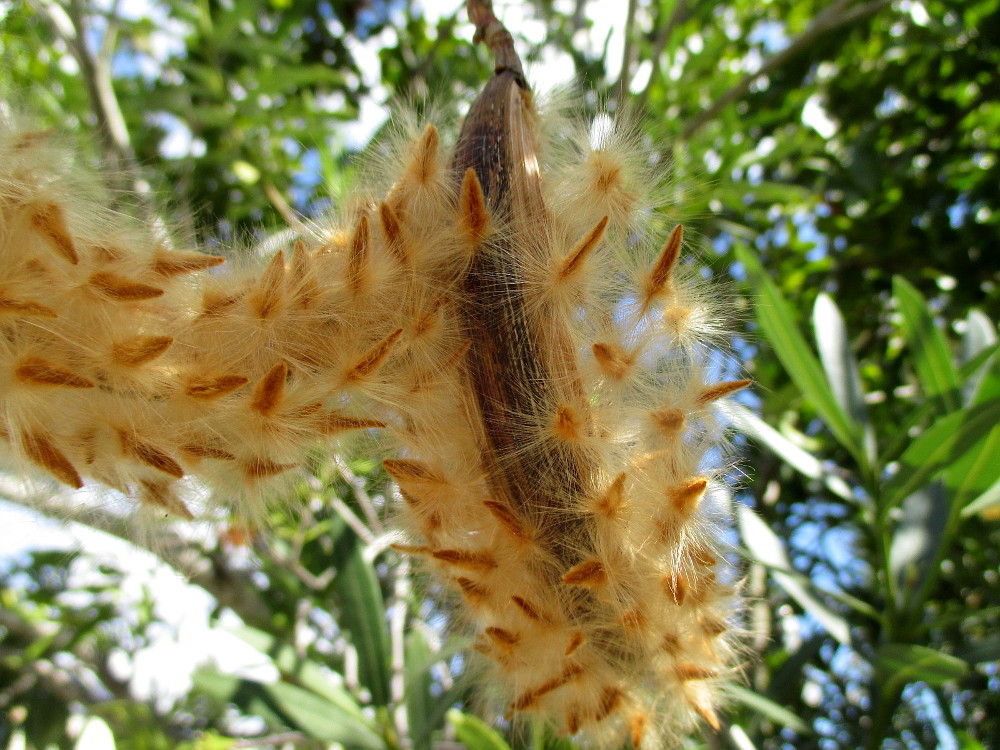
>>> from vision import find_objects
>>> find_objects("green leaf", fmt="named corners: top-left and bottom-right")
top-left (262, 681), bottom-right (385, 748)
top-left (333, 541), bottom-right (392, 706)
top-left (727, 685), bottom-right (811, 734)
top-left (448, 710), bottom-right (512, 750)
top-left (960, 474), bottom-right (1000, 518)
top-left (881, 397), bottom-right (1000, 515)
top-left (813, 293), bottom-right (874, 464)
top-left (889, 483), bottom-right (948, 612)
top-left (960, 309), bottom-right (998, 404)
top-left (737, 247), bottom-right (861, 459)
top-left (893, 277), bottom-right (961, 414)
top-left (405, 629), bottom-right (435, 750)
top-left (955, 634), bottom-right (1000, 665)
top-left (725, 402), bottom-right (853, 501)
top-left (232, 626), bottom-right (364, 718)
top-left (738, 505), bottom-right (851, 644)
top-left (875, 643), bottom-right (968, 697)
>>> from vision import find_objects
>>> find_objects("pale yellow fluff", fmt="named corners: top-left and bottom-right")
top-left (0, 98), bottom-right (748, 747)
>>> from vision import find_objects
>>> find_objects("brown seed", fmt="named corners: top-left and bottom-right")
top-left (485, 626), bottom-right (519, 648)
top-left (242, 457), bottom-right (296, 479)
top-left (641, 224), bottom-right (683, 310)
top-left (594, 472), bottom-right (626, 520)
top-left (348, 329), bottom-right (403, 381)
top-left (689, 546), bottom-right (718, 568)
top-left (564, 630), bottom-right (585, 656)
top-left (697, 379), bottom-right (752, 405)
top-left (201, 290), bottom-right (242, 316)
top-left (31, 203), bottom-right (78, 264)
top-left (121, 432), bottom-right (184, 478)
top-left (510, 664), bottom-right (585, 711)
top-left (592, 341), bottom-right (634, 380)
top-left (15, 357), bottom-right (94, 388)
top-left (663, 573), bottom-right (687, 605)
top-left (651, 408), bottom-right (685, 434)
top-left (379, 202), bottom-right (406, 263)
top-left (619, 609), bottom-right (646, 636)
top-left (593, 686), bottom-right (624, 722)
top-left (181, 443), bottom-right (236, 461)
top-left (112, 336), bottom-right (173, 366)
top-left (153, 251), bottom-right (226, 276)
top-left (669, 476), bottom-right (708, 515)
top-left (700, 617), bottom-right (728, 638)
top-left (675, 663), bottom-right (718, 682)
top-left (347, 214), bottom-right (370, 294)
top-left (412, 296), bottom-right (445, 337)
top-left (412, 123), bottom-right (440, 184)
top-left (566, 709), bottom-right (581, 735)
top-left (89, 272), bottom-right (164, 301)
top-left (21, 430), bottom-right (82, 488)
top-left (251, 251), bottom-right (286, 319)
top-left (383, 458), bottom-right (441, 484)
top-left (561, 559), bottom-right (607, 588)
top-left (553, 404), bottom-right (581, 441)
top-left (185, 374), bottom-right (249, 399)
top-left (460, 168), bottom-right (488, 245)
top-left (660, 632), bottom-right (681, 655)
top-left (629, 713), bottom-right (647, 748)
top-left (432, 548), bottom-right (497, 572)
top-left (251, 362), bottom-right (287, 416)
top-left (559, 215), bottom-right (609, 279)
top-left (0, 296), bottom-right (58, 317)
top-left (139, 480), bottom-right (194, 520)
top-left (456, 577), bottom-right (491, 605)
top-left (511, 595), bottom-right (554, 624)
top-left (320, 413), bottom-right (386, 434)
top-left (483, 499), bottom-right (530, 540)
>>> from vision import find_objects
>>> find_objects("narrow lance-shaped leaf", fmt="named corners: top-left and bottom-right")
top-left (893, 277), bottom-right (961, 414)
top-left (448, 709), bottom-right (513, 750)
top-left (889, 483), bottom-right (948, 613)
top-left (726, 685), bottom-right (811, 734)
top-left (405, 629), bottom-right (435, 750)
top-left (737, 505), bottom-right (851, 645)
top-left (261, 681), bottom-right (387, 749)
top-left (724, 402), bottom-right (853, 501)
top-left (333, 538), bottom-right (392, 707)
top-left (881, 397), bottom-right (1000, 516)
top-left (813, 292), bottom-right (875, 467)
top-left (736, 247), bottom-right (862, 461)
top-left (961, 474), bottom-right (1000, 519)
top-left (874, 643), bottom-right (968, 699)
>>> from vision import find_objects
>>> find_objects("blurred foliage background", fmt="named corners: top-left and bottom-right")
top-left (1, 0), bottom-right (998, 748)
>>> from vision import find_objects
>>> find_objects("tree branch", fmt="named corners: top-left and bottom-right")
top-left (613, 0), bottom-right (640, 103)
top-left (635, 0), bottom-right (688, 112)
top-left (680, 0), bottom-right (892, 141)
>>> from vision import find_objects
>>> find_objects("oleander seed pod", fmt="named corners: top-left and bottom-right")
top-left (0, 1), bottom-right (749, 746)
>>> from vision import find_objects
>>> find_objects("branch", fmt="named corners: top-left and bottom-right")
top-left (466, 0), bottom-right (524, 79)
top-left (680, 0), bottom-right (892, 141)
top-left (613, 0), bottom-right (640, 103)
top-left (29, 0), bottom-right (146, 196)
top-left (635, 0), bottom-right (688, 112)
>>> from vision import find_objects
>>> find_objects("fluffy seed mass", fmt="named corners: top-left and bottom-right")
top-left (0, 26), bottom-right (749, 747)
